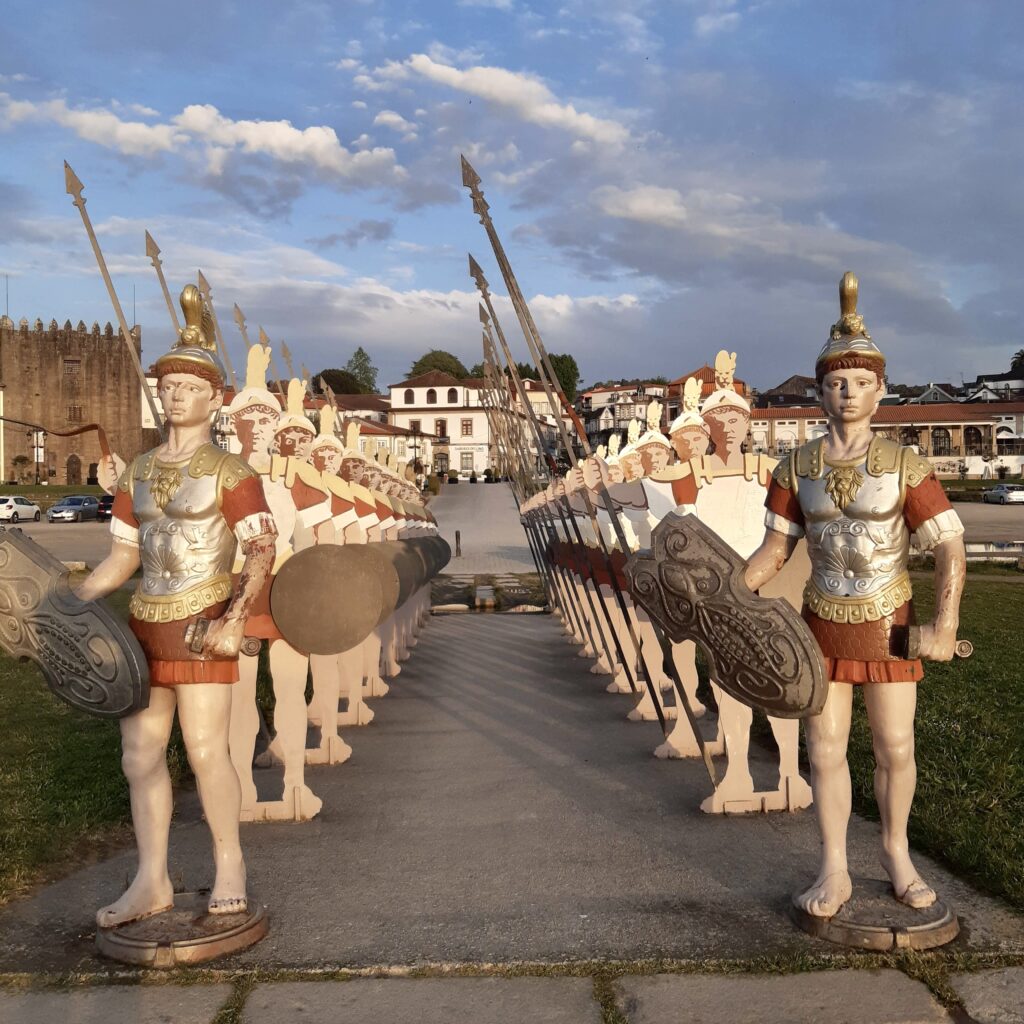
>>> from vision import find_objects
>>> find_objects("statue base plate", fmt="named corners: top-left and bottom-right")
top-left (95, 891), bottom-right (268, 968)
top-left (790, 878), bottom-right (959, 951)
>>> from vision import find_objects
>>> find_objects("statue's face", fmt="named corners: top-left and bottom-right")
top-left (365, 469), bottom-right (383, 490)
top-left (158, 372), bottom-right (222, 428)
top-left (232, 404), bottom-right (279, 454)
top-left (312, 447), bottom-right (342, 474)
top-left (639, 443), bottom-right (671, 474)
top-left (670, 426), bottom-right (709, 461)
top-left (274, 427), bottom-right (314, 459)
top-left (704, 408), bottom-right (749, 456)
top-left (340, 457), bottom-right (367, 484)
top-left (818, 368), bottom-right (885, 425)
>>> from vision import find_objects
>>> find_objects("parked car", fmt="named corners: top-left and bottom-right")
top-left (981, 484), bottom-right (1024, 505)
top-left (0, 495), bottom-right (42, 522)
top-left (47, 495), bottom-right (101, 522)
top-left (97, 493), bottom-right (115, 521)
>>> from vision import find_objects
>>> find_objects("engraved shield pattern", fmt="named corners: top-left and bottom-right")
top-left (626, 512), bottom-right (827, 718)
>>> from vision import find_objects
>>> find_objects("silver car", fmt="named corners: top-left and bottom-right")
top-left (982, 483), bottom-right (1024, 505)
top-left (47, 495), bottom-right (101, 522)
top-left (0, 495), bottom-right (42, 522)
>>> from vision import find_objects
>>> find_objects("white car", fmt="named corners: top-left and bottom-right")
top-left (982, 483), bottom-right (1024, 505)
top-left (0, 495), bottom-right (42, 522)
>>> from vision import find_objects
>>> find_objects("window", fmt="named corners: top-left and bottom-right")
top-left (404, 389), bottom-right (414, 404)
top-left (426, 388), bottom-right (437, 404)
top-left (66, 405), bottom-right (82, 423)
top-left (461, 418), bottom-right (473, 437)
top-left (931, 427), bottom-right (952, 457)
top-left (63, 359), bottom-right (81, 378)
top-left (396, 440), bottom-right (406, 457)
top-left (461, 452), bottom-right (474, 472)
top-left (409, 419), bottom-right (421, 433)
top-left (360, 438), bottom-right (368, 453)
top-left (435, 418), bottom-right (447, 438)
top-left (447, 387), bottom-right (458, 403)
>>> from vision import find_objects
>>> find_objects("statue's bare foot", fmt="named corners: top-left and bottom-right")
top-left (208, 851), bottom-right (247, 916)
top-left (795, 870), bottom-right (852, 918)
top-left (96, 874), bottom-right (173, 929)
top-left (881, 851), bottom-right (936, 909)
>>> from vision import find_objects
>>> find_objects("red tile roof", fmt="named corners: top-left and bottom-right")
top-left (667, 365), bottom-right (750, 399)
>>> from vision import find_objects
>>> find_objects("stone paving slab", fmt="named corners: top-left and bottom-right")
top-left (614, 971), bottom-right (952, 1024)
top-left (243, 978), bottom-right (602, 1024)
top-left (951, 967), bottom-right (1024, 1023)
top-left (0, 983), bottom-right (232, 1024)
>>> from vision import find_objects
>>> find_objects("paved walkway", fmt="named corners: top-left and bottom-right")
top-left (1, 615), bottom-right (1022, 1020)
top-left (429, 482), bottom-right (537, 574)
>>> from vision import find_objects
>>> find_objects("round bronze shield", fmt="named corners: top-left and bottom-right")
top-left (270, 546), bottom-right (385, 655)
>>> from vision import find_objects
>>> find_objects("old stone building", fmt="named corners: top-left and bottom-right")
top-left (0, 316), bottom-right (143, 485)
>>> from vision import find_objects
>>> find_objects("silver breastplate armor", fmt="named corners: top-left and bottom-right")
top-left (794, 441), bottom-right (913, 623)
top-left (127, 446), bottom-right (245, 622)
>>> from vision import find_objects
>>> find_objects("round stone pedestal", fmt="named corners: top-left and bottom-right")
top-left (95, 891), bottom-right (268, 968)
top-left (791, 877), bottom-right (959, 951)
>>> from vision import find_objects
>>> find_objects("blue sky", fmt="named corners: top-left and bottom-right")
top-left (1, 0), bottom-right (1022, 391)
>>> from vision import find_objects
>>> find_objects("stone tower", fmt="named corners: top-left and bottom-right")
top-left (0, 316), bottom-right (144, 484)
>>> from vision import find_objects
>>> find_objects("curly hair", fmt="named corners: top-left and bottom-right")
top-left (155, 358), bottom-right (224, 392)
top-left (815, 353), bottom-right (885, 386)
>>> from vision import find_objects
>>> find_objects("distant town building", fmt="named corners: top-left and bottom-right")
top-left (665, 365), bottom-right (749, 423)
top-left (576, 382), bottom-right (668, 447)
top-left (0, 316), bottom-right (143, 485)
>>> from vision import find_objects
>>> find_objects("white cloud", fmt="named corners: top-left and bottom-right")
top-left (373, 109), bottom-right (418, 136)
top-left (0, 93), bottom-right (183, 156)
top-left (593, 185), bottom-right (688, 225)
top-left (695, 10), bottom-right (741, 37)
top-left (332, 58), bottom-right (362, 71)
top-left (401, 54), bottom-right (630, 146)
top-left (457, 0), bottom-right (514, 9)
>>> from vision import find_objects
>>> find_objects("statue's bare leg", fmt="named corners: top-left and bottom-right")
top-left (228, 650), bottom-right (260, 812)
top-left (176, 684), bottom-right (247, 913)
top-left (96, 687), bottom-right (177, 928)
top-left (268, 639), bottom-right (322, 814)
top-left (768, 716), bottom-right (813, 808)
top-left (864, 683), bottom-right (935, 908)
top-left (701, 690), bottom-right (754, 811)
top-left (797, 681), bottom-right (854, 917)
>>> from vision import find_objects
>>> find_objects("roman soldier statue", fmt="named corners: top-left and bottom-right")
top-left (75, 285), bottom-right (278, 927)
top-left (746, 272), bottom-right (967, 917)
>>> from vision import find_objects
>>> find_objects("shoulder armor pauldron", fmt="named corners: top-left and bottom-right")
top-left (188, 443), bottom-right (229, 479)
top-left (132, 450), bottom-right (159, 481)
top-left (900, 447), bottom-right (934, 490)
top-left (771, 453), bottom-right (793, 491)
top-left (217, 452), bottom-right (257, 492)
top-left (793, 438), bottom-right (826, 480)
top-left (866, 435), bottom-right (901, 477)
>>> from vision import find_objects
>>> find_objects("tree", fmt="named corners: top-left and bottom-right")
top-left (316, 368), bottom-right (364, 394)
top-left (408, 349), bottom-right (469, 379)
top-left (548, 353), bottom-right (582, 402)
top-left (344, 346), bottom-right (378, 393)
top-left (1011, 349), bottom-right (1024, 374)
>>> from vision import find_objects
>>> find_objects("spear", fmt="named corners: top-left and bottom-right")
top-left (463, 162), bottom-right (713, 770)
top-left (233, 303), bottom-right (253, 350)
top-left (197, 269), bottom-right (239, 393)
top-left (64, 161), bottom-right (163, 431)
top-left (144, 230), bottom-right (181, 334)
top-left (258, 327), bottom-right (287, 399)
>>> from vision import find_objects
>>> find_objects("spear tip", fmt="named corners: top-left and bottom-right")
top-left (63, 160), bottom-right (84, 197)
top-left (233, 303), bottom-right (245, 325)
top-left (197, 268), bottom-right (210, 293)
top-left (258, 326), bottom-right (270, 347)
top-left (460, 154), bottom-right (481, 189)
top-left (144, 230), bottom-right (160, 259)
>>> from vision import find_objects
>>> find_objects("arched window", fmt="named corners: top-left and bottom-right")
top-left (899, 427), bottom-right (920, 449)
top-left (426, 388), bottom-right (437, 405)
top-left (931, 427), bottom-right (952, 456)
top-left (404, 389), bottom-right (414, 404)
top-left (66, 454), bottom-right (81, 485)
top-left (964, 426), bottom-right (984, 456)
top-left (447, 387), bottom-right (458, 403)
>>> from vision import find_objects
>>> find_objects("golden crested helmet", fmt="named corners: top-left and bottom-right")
top-left (154, 284), bottom-right (227, 388)
top-left (226, 343), bottom-right (282, 417)
top-left (815, 271), bottom-right (886, 377)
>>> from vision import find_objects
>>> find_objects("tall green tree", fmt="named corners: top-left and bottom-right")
top-left (409, 349), bottom-right (470, 379)
top-left (316, 367), bottom-right (364, 394)
top-left (548, 353), bottom-right (582, 402)
top-left (344, 346), bottom-right (378, 393)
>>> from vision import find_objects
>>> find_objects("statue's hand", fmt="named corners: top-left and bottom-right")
top-left (917, 621), bottom-right (957, 662)
top-left (202, 616), bottom-right (245, 658)
top-left (97, 453), bottom-right (126, 494)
